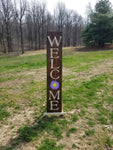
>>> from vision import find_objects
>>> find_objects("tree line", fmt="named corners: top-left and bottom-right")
top-left (0, 0), bottom-right (84, 54)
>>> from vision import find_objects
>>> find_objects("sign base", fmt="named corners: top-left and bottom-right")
top-left (44, 112), bottom-right (66, 116)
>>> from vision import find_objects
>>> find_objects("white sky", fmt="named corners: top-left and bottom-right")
top-left (28, 0), bottom-right (113, 18)
top-left (46, 0), bottom-right (96, 17)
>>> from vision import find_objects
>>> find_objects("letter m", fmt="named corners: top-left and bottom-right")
top-left (47, 36), bottom-right (62, 47)
top-left (49, 90), bottom-right (60, 100)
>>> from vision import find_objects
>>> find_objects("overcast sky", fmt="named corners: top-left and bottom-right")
top-left (46, 0), bottom-right (96, 16)
top-left (28, 0), bottom-right (113, 18)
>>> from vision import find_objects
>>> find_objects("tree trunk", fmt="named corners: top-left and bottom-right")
top-left (6, 23), bottom-right (13, 52)
top-left (20, 20), bottom-right (24, 54)
top-left (98, 41), bottom-right (105, 47)
top-left (38, 29), bottom-right (41, 50)
top-left (2, 39), bottom-right (6, 53)
top-left (1, 25), bottom-right (6, 53)
top-left (34, 25), bottom-right (37, 50)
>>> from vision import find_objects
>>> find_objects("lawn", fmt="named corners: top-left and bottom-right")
top-left (0, 48), bottom-right (113, 150)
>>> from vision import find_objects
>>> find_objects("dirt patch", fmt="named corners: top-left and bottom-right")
top-left (0, 67), bottom-right (71, 89)
top-left (58, 106), bottom-right (113, 150)
top-left (21, 49), bottom-right (46, 56)
top-left (13, 142), bottom-right (37, 150)
top-left (0, 67), bottom-right (47, 97)
top-left (0, 107), bottom-right (35, 147)
top-left (20, 47), bottom-right (74, 57)
top-left (69, 59), bottom-right (113, 81)
top-left (57, 118), bottom-right (96, 150)
top-left (0, 75), bottom-right (30, 88)
top-left (18, 66), bottom-right (72, 81)
top-left (1, 58), bottom-right (113, 84)
top-left (2, 58), bottom-right (112, 89)
top-left (17, 67), bottom-right (46, 81)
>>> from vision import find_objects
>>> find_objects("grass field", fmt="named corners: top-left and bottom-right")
top-left (0, 47), bottom-right (113, 150)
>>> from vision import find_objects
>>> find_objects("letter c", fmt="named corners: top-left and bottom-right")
top-left (50, 70), bottom-right (59, 79)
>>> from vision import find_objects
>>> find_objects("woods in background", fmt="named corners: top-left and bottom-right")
top-left (0, 0), bottom-right (84, 54)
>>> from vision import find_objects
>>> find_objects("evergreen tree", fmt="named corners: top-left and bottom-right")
top-left (82, 0), bottom-right (113, 47)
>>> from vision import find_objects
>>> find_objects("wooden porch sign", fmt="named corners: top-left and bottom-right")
top-left (45, 31), bottom-right (65, 115)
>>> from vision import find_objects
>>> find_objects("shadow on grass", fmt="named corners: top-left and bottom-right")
top-left (0, 113), bottom-right (65, 150)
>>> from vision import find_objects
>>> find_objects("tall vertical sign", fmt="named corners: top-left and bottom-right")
top-left (46, 32), bottom-right (62, 114)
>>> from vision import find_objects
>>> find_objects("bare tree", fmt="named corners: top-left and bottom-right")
top-left (54, 2), bottom-right (66, 32)
top-left (0, 10), bottom-right (6, 53)
top-left (26, 13), bottom-right (33, 50)
top-left (27, 1), bottom-right (47, 50)
top-left (16, 0), bottom-right (26, 54)
top-left (30, 1), bottom-right (38, 50)
top-left (85, 2), bottom-right (93, 24)
top-left (64, 10), bottom-right (73, 47)
top-left (0, 0), bottom-right (84, 55)
top-left (0, 0), bottom-right (14, 52)
top-left (71, 12), bottom-right (83, 46)
top-left (40, 2), bottom-right (47, 49)
top-left (46, 12), bottom-right (54, 31)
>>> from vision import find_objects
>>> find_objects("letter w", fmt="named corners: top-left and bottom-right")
top-left (47, 36), bottom-right (62, 47)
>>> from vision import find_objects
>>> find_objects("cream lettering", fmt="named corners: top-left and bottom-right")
top-left (47, 36), bottom-right (62, 47)
top-left (50, 101), bottom-right (59, 110)
top-left (49, 90), bottom-right (60, 100)
top-left (50, 59), bottom-right (60, 69)
top-left (50, 48), bottom-right (59, 58)
top-left (50, 69), bottom-right (59, 80)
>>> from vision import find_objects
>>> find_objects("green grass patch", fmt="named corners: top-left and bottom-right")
top-left (87, 120), bottom-right (95, 127)
top-left (0, 109), bottom-right (10, 121)
top-left (0, 103), bottom-right (10, 120)
top-left (63, 50), bottom-right (113, 71)
top-left (66, 127), bottom-right (77, 137)
top-left (84, 129), bottom-right (95, 137)
top-left (98, 116), bottom-right (108, 125)
top-left (104, 96), bottom-right (113, 105)
top-left (79, 109), bottom-right (86, 117)
top-left (71, 115), bottom-right (79, 122)
top-left (0, 75), bottom-right (33, 83)
top-left (18, 126), bottom-right (37, 142)
top-left (18, 116), bottom-right (67, 142)
top-left (109, 112), bottom-right (113, 123)
top-left (72, 144), bottom-right (77, 149)
top-left (0, 54), bottom-right (46, 73)
top-left (105, 136), bottom-right (113, 147)
top-left (50, 124), bottom-right (63, 139)
top-left (38, 138), bottom-right (63, 150)
top-left (6, 148), bottom-right (13, 150)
